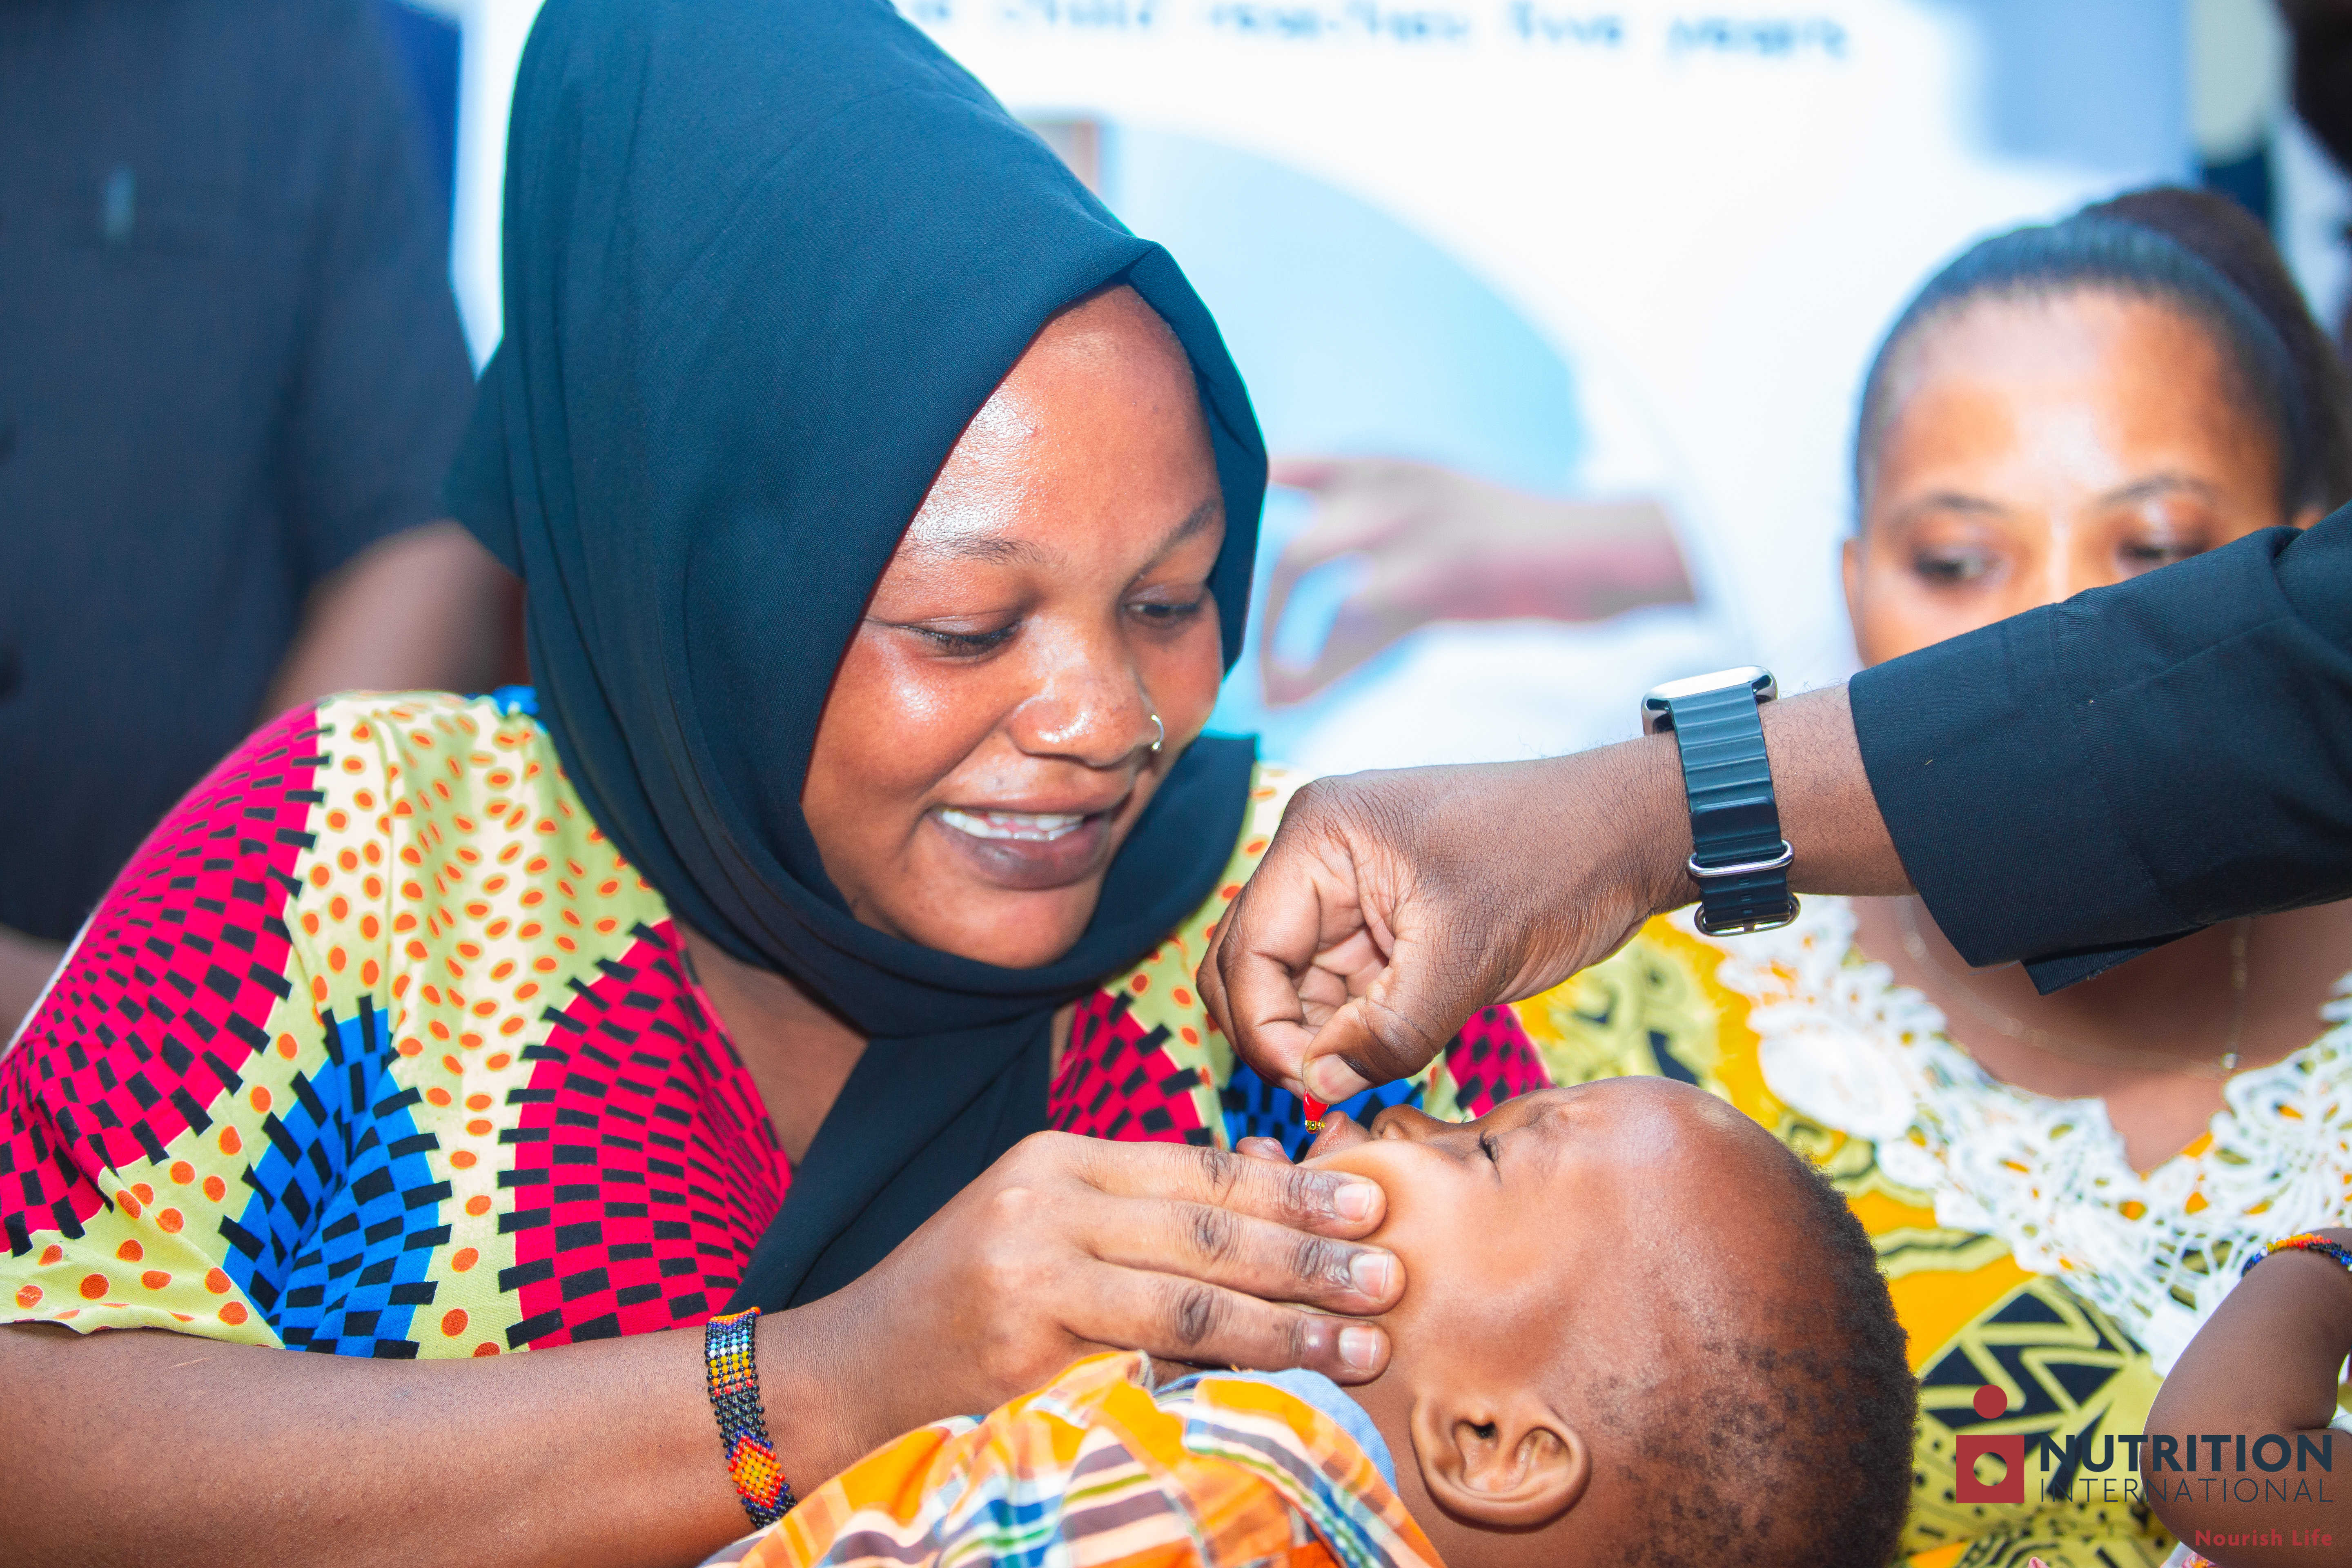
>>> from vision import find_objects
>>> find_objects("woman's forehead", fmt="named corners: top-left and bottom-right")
top-left (1900, 289), bottom-right (2221, 395)
top-left (883, 308), bottom-right (1222, 579)
top-left (1869, 295), bottom-right (2270, 497)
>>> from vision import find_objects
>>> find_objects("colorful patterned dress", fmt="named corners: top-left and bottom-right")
top-left (1519, 900), bottom-right (2352, 1568)
top-left (720, 1352), bottom-right (1434, 1568)
top-left (0, 691), bottom-right (1548, 1356)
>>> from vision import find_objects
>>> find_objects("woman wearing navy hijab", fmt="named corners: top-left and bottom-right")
top-left (0, 0), bottom-right (1555, 1557)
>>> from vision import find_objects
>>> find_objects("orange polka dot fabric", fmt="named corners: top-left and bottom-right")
top-left (1, 693), bottom-right (1477, 1357)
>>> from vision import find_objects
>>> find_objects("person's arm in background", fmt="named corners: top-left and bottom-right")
top-left (267, 0), bottom-right (508, 721)
top-left (2145, 1230), bottom-right (2352, 1563)
top-left (1260, 458), bottom-right (1691, 706)
top-left (257, 518), bottom-right (515, 717)
top-left (1200, 512), bottom-right (2352, 1100)
top-left (0, 932), bottom-right (63, 1045)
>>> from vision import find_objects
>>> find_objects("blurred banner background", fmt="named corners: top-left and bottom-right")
top-left (387, 0), bottom-right (2351, 773)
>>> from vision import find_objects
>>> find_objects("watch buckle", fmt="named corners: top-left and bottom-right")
top-left (1686, 842), bottom-right (1794, 881)
top-left (1693, 898), bottom-right (1801, 937)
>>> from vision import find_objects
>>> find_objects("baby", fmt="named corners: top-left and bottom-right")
top-left (717, 1078), bottom-right (1915, 1568)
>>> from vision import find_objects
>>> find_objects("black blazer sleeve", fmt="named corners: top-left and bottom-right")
top-left (1850, 505), bottom-right (2352, 991)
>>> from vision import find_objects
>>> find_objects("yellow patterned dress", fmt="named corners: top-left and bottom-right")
top-left (1519, 899), bottom-right (2352, 1568)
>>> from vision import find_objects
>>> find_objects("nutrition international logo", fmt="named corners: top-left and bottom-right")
top-left (1955, 1385), bottom-right (2337, 1509)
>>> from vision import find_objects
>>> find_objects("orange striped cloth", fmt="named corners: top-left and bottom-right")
top-left (718, 1353), bottom-right (1440, 1568)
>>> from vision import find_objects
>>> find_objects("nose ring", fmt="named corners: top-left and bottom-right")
top-left (1149, 713), bottom-right (1165, 755)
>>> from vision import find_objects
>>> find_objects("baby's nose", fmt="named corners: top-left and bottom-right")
top-left (1362, 1103), bottom-right (1446, 1142)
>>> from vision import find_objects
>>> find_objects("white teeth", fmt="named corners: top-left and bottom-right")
top-left (938, 808), bottom-right (1087, 843)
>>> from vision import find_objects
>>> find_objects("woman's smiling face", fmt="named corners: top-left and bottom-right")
top-left (800, 287), bottom-right (1228, 968)
top-left (1845, 288), bottom-right (2305, 666)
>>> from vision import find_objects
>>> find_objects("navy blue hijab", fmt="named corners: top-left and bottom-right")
top-left (446, 0), bottom-right (1265, 1309)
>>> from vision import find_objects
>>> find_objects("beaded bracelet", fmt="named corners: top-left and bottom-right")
top-left (705, 1307), bottom-right (795, 1527)
top-left (2241, 1232), bottom-right (2352, 1278)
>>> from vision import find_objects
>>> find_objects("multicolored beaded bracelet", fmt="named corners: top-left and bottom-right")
top-left (705, 1307), bottom-right (795, 1528)
top-left (2241, 1232), bottom-right (2352, 1278)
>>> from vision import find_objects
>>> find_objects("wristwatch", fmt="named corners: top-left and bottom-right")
top-left (1641, 666), bottom-right (1799, 937)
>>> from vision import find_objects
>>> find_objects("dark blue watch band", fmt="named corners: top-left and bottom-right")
top-left (1643, 670), bottom-right (1798, 937)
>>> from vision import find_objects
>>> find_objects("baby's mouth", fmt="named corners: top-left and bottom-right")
top-left (935, 808), bottom-right (1089, 842)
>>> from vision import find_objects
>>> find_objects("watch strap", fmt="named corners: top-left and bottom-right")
top-left (1658, 682), bottom-right (1797, 937)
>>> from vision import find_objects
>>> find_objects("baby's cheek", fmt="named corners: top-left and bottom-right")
top-left (1319, 1150), bottom-right (1475, 1274)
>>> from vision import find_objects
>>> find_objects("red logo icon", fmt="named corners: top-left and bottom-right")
top-left (1955, 1384), bottom-right (2024, 1504)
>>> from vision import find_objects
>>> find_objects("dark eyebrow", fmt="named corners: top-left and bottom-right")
top-left (901, 497), bottom-right (1220, 571)
top-left (1160, 497), bottom-right (1222, 552)
top-left (1886, 491), bottom-right (2008, 523)
top-left (1120, 497), bottom-right (1223, 586)
top-left (2095, 473), bottom-right (2221, 509)
top-left (902, 535), bottom-right (1052, 567)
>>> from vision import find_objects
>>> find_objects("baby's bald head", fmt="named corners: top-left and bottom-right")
top-left (1561, 1147), bottom-right (1917, 1566)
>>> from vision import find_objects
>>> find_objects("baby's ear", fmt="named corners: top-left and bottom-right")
top-left (1408, 1388), bottom-right (1588, 1528)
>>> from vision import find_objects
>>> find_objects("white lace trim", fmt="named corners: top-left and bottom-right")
top-left (1695, 898), bottom-right (2352, 1374)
